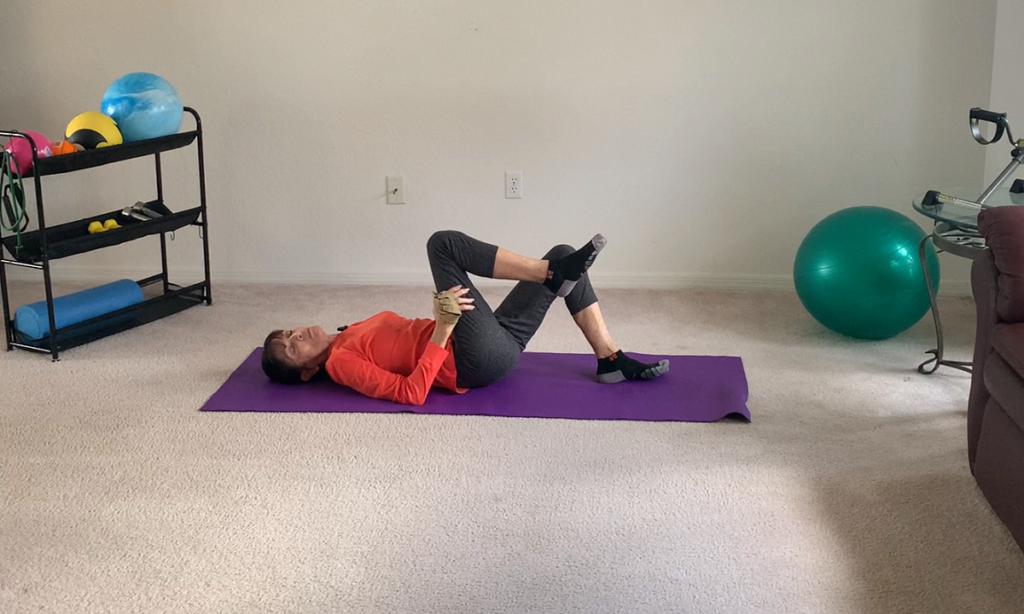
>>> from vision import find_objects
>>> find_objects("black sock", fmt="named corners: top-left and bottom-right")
top-left (596, 350), bottom-right (670, 384)
top-left (543, 234), bottom-right (607, 297)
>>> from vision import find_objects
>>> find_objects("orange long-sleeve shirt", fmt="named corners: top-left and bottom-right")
top-left (324, 311), bottom-right (466, 406)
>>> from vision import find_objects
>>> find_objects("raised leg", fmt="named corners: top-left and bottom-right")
top-left (493, 235), bottom-right (607, 297)
top-left (493, 244), bottom-right (598, 349)
top-left (492, 247), bottom-right (548, 283)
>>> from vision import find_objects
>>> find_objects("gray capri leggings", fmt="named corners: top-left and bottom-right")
top-left (426, 230), bottom-right (598, 389)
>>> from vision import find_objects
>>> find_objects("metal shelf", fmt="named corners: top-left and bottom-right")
top-left (2, 200), bottom-right (202, 264)
top-left (11, 280), bottom-right (207, 355)
top-left (0, 107), bottom-right (212, 360)
top-left (21, 131), bottom-right (198, 178)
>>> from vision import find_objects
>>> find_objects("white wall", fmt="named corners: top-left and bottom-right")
top-left (985, 0), bottom-right (1024, 184)
top-left (0, 1), bottom-right (998, 291)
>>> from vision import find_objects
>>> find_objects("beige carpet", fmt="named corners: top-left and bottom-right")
top-left (1, 280), bottom-right (1022, 614)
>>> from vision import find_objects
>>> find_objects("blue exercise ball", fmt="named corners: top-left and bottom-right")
top-left (793, 206), bottom-right (940, 340)
top-left (100, 72), bottom-right (183, 143)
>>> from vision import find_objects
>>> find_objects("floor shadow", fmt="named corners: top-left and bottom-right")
top-left (813, 469), bottom-right (1024, 613)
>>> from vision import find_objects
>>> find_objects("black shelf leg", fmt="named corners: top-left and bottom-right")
top-left (0, 259), bottom-right (12, 351)
top-left (41, 258), bottom-right (58, 362)
top-left (159, 234), bottom-right (170, 295)
top-left (188, 107), bottom-right (213, 306)
top-left (155, 153), bottom-right (170, 295)
top-left (30, 167), bottom-right (60, 361)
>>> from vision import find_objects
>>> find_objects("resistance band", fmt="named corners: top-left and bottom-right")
top-left (0, 151), bottom-right (29, 255)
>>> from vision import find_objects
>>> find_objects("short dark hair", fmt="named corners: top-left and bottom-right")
top-left (261, 330), bottom-right (304, 385)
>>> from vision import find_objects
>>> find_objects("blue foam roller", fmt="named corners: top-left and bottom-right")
top-left (14, 279), bottom-right (144, 341)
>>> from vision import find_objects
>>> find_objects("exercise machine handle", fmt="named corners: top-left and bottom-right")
top-left (921, 189), bottom-right (986, 211)
top-left (970, 107), bottom-right (1007, 145)
top-left (971, 108), bottom-right (1006, 124)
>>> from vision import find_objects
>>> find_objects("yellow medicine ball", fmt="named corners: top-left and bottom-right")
top-left (65, 111), bottom-right (123, 150)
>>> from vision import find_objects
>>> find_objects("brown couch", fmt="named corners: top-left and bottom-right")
top-left (970, 205), bottom-right (1024, 551)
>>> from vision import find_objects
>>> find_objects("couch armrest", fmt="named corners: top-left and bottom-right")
top-left (978, 206), bottom-right (1024, 322)
top-left (969, 249), bottom-right (1001, 470)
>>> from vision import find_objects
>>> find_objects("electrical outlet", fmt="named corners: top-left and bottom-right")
top-left (505, 171), bottom-right (523, 199)
top-left (386, 175), bottom-right (406, 204)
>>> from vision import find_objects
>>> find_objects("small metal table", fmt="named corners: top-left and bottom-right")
top-left (912, 187), bottom-right (1024, 374)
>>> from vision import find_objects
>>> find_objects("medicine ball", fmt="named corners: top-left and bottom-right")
top-left (65, 112), bottom-right (123, 150)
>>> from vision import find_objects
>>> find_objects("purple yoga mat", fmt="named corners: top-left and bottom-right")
top-left (200, 349), bottom-right (750, 422)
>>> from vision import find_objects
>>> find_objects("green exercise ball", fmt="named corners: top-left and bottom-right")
top-left (794, 206), bottom-right (939, 340)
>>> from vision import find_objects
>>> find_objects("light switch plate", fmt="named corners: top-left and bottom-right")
top-left (387, 175), bottom-right (406, 204)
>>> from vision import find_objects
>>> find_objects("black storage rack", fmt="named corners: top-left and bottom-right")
top-left (0, 106), bottom-right (212, 360)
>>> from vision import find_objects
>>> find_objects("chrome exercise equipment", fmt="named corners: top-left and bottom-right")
top-left (916, 108), bottom-right (1024, 375)
top-left (920, 107), bottom-right (1024, 214)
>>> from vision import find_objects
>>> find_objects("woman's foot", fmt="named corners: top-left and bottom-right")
top-left (543, 234), bottom-right (607, 297)
top-left (596, 351), bottom-right (670, 384)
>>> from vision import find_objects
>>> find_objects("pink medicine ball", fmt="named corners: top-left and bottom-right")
top-left (3, 130), bottom-right (52, 174)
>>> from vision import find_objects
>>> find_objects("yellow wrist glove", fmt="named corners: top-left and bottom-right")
top-left (433, 290), bottom-right (462, 326)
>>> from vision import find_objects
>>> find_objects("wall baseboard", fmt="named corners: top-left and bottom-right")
top-left (5, 265), bottom-right (973, 296)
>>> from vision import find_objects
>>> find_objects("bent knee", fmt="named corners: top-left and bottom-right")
top-left (426, 230), bottom-right (462, 255)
